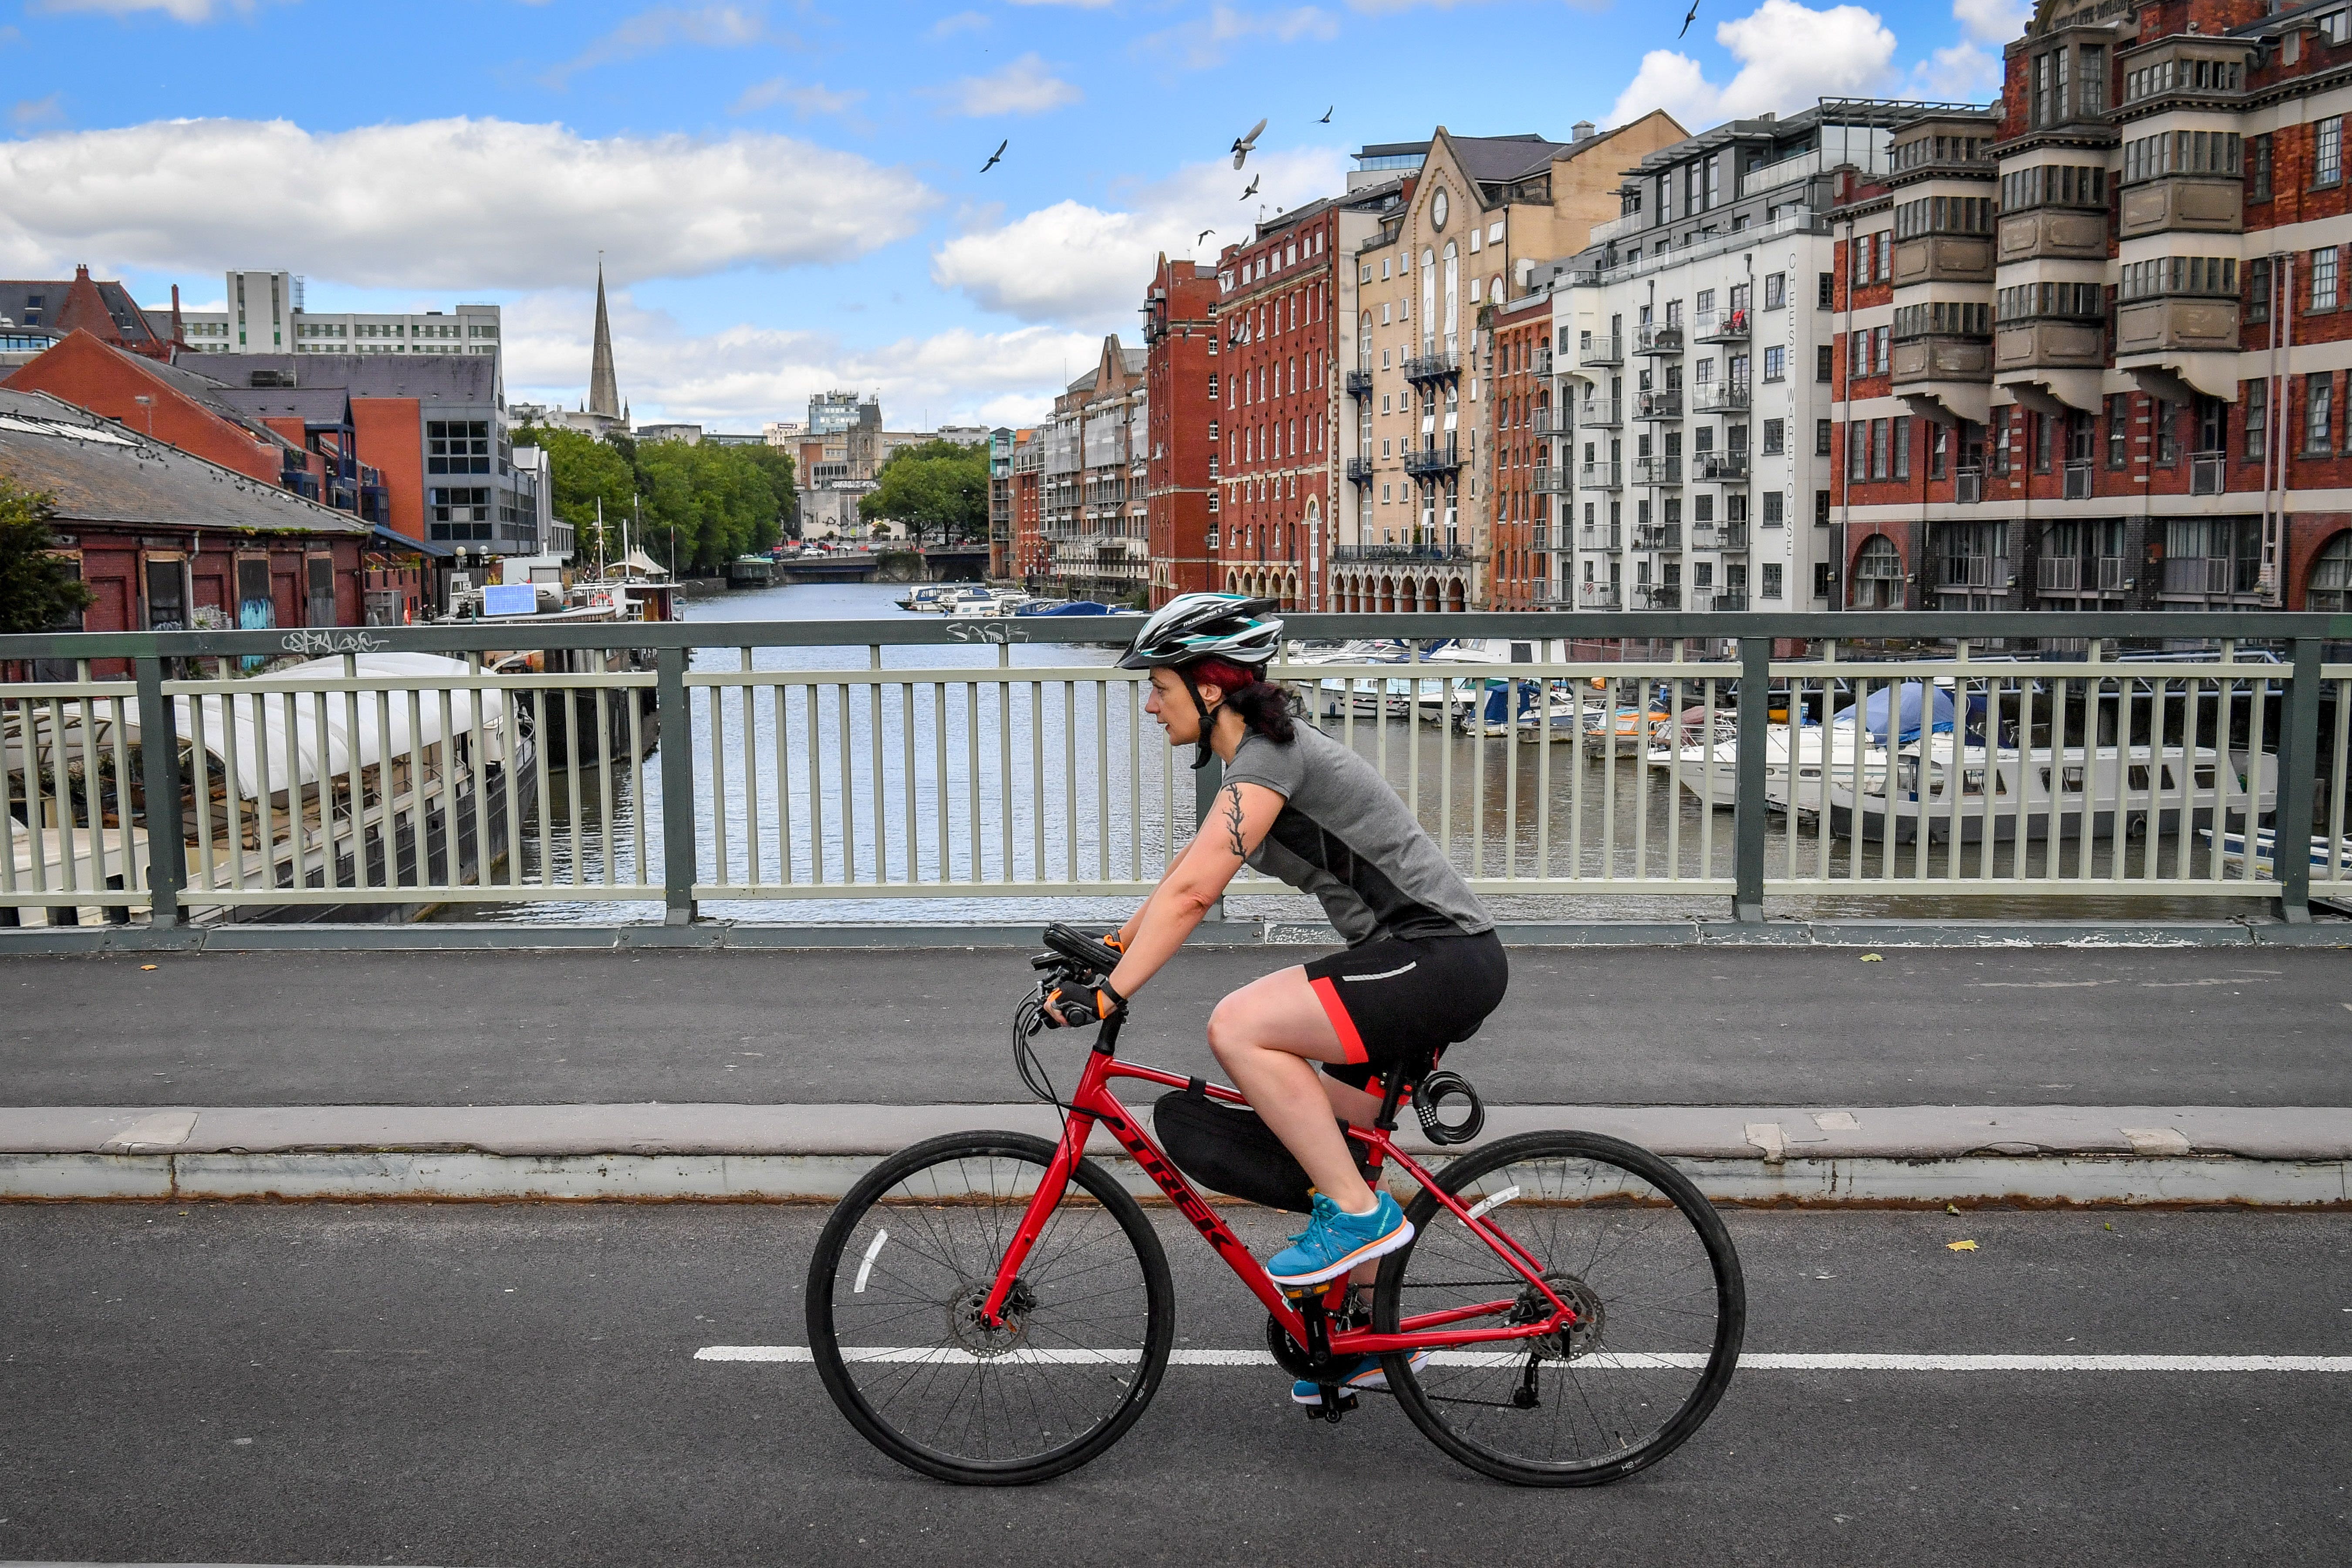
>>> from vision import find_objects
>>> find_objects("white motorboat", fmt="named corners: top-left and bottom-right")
top-left (1656, 723), bottom-right (1890, 813)
top-left (1827, 738), bottom-right (2278, 844)
top-left (2199, 826), bottom-right (2352, 876)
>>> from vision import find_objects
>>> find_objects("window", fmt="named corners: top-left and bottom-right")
top-left (1848, 422), bottom-right (1867, 482)
top-left (1874, 326), bottom-right (1890, 376)
top-left (1763, 490), bottom-right (1784, 526)
top-left (2107, 395), bottom-right (2129, 467)
top-left (2000, 164), bottom-right (2107, 211)
top-left (1870, 417), bottom-right (1890, 480)
top-left (1818, 271), bottom-right (1834, 308)
top-left (1815, 418), bottom-right (1833, 456)
top-left (2034, 411), bottom-right (2054, 472)
top-left (2122, 129), bottom-right (2244, 184)
top-left (1762, 562), bottom-right (1784, 599)
top-left (2307, 372), bottom-right (2334, 453)
top-left (2321, 118), bottom-right (2345, 188)
top-left (1997, 281), bottom-right (2107, 321)
top-left (1815, 561), bottom-right (1834, 597)
top-left (2245, 379), bottom-right (2268, 460)
top-left (2119, 257), bottom-right (2238, 301)
top-left (1764, 272), bottom-right (1786, 310)
top-left (428, 486), bottom-right (493, 541)
top-left (2315, 247), bottom-right (2340, 311)
top-left (1763, 418), bottom-right (1784, 455)
top-left (1815, 490), bottom-right (1832, 526)
top-left (2252, 133), bottom-right (2274, 202)
top-left (1763, 345), bottom-right (1785, 382)
top-left (1892, 415), bottom-right (1911, 480)
top-left (1893, 196), bottom-right (1995, 239)
top-left (1852, 233), bottom-right (1871, 285)
top-left (1931, 422), bottom-right (1949, 480)
top-left (2249, 257), bottom-right (2272, 323)
top-left (426, 420), bottom-right (490, 475)
top-left (1891, 302), bottom-right (1992, 339)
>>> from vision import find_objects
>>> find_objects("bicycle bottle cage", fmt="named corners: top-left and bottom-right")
top-left (1412, 1071), bottom-right (1485, 1146)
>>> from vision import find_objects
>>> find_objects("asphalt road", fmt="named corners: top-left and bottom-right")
top-left (5, 946), bottom-right (2350, 1108)
top-left (2, 1203), bottom-right (2348, 1567)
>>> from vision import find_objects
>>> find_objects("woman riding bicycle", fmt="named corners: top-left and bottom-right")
top-left (1050, 592), bottom-right (1509, 1404)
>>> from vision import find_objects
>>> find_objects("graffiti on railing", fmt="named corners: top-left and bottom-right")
top-left (944, 620), bottom-right (1031, 645)
top-left (279, 629), bottom-right (389, 657)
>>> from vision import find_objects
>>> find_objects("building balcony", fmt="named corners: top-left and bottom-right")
top-left (1582, 525), bottom-right (1622, 550)
top-left (2063, 460), bottom-right (2094, 500)
top-left (1692, 382), bottom-right (1750, 415)
top-left (1955, 466), bottom-right (1984, 504)
top-left (1581, 461), bottom-right (1623, 491)
top-left (1693, 309), bottom-right (1749, 344)
top-left (2038, 556), bottom-right (2128, 593)
top-left (1533, 347), bottom-right (1554, 375)
top-left (1532, 468), bottom-right (1571, 493)
top-left (1634, 524), bottom-right (1682, 551)
top-left (1345, 456), bottom-right (1374, 485)
top-left (2114, 296), bottom-right (2240, 361)
top-left (1892, 332), bottom-right (1994, 387)
top-left (2161, 554), bottom-right (2259, 597)
top-left (1635, 584), bottom-right (1682, 609)
top-left (1580, 334), bottom-right (1625, 368)
top-left (1631, 455), bottom-right (1681, 487)
top-left (1717, 524), bottom-right (1750, 551)
top-left (1579, 399), bottom-right (1624, 429)
top-left (1693, 450), bottom-right (1748, 482)
top-left (1402, 348), bottom-right (1462, 382)
top-left (1345, 368), bottom-right (1374, 399)
top-left (2191, 451), bottom-right (2226, 495)
top-left (1710, 591), bottom-right (1750, 612)
top-left (2118, 175), bottom-right (2243, 240)
top-left (1402, 439), bottom-right (1461, 476)
top-left (1994, 319), bottom-right (2107, 375)
top-left (1633, 323), bottom-right (1684, 357)
top-left (1635, 389), bottom-right (1683, 421)
top-left (1939, 554), bottom-right (2013, 592)
top-left (1578, 584), bottom-right (1622, 608)
top-left (1891, 235), bottom-right (1995, 286)
top-left (1332, 542), bottom-right (1474, 563)
top-left (1529, 407), bottom-right (1562, 435)
top-left (1996, 209), bottom-right (2109, 264)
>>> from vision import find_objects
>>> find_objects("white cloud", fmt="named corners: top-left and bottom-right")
top-left (11, 93), bottom-right (65, 129)
top-left (501, 287), bottom-right (1095, 428)
top-left (0, 117), bottom-right (937, 290)
top-left (926, 53), bottom-right (1083, 117)
top-left (1004, 0), bottom-right (1114, 8)
top-left (1139, 4), bottom-right (1340, 69)
top-left (926, 10), bottom-right (990, 36)
top-left (931, 146), bottom-right (1348, 330)
top-left (1606, 0), bottom-right (1898, 128)
top-left (730, 77), bottom-right (865, 117)
top-left (1913, 38), bottom-right (2001, 99)
top-left (542, 5), bottom-right (770, 88)
top-left (30, 0), bottom-right (255, 18)
top-left (1952, 0), bottom-right (2028, 42)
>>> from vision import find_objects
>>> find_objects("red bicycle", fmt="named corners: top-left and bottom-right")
top-left (807, 926), bottom-right (1745, 1487)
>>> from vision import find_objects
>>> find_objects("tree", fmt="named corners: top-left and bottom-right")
top-left (0, 478), bottom-right (96, 633)
top-left (511, 423), bottom-right (794, 572)
top-left (858, 439), bottom-right (987, 549)
top-left (510, 422), bottom-right (635, 561)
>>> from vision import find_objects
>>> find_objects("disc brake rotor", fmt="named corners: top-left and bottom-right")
top-left (948, 1279), bottom-right (1037, 1358)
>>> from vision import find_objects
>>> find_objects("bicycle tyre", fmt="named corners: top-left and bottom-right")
top-left (1374, 1129), bottom-right (1745, 1487)
top-left (805, 1130), bottom-right (1175, 1486)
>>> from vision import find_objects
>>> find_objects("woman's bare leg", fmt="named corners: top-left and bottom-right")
top-left (1206, 966), bottom-right (1379, 1213)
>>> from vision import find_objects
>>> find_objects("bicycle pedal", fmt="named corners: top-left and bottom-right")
top-left (1303, 1389), bottom-right (1357, 1423)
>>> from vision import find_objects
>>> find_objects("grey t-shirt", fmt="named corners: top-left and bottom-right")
top-left (1219, 721), bottom-right (1493, 946)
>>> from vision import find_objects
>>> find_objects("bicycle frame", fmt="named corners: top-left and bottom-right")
top-left (981, 1020), bottom-right (1575, 1358)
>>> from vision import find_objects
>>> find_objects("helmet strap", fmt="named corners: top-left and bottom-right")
top-left (1178, 667), bottom-right (1223, 771)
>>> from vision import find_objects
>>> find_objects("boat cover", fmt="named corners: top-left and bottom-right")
top-left (1834, 682), bottom-right (1956, 743)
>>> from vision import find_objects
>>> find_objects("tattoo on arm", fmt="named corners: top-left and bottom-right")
top-left (1222, 784), bottom-right (1248, 859)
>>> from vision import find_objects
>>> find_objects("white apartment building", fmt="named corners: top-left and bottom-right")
top-left (1555, 105), bottom-right (1920, 616)
top-left (179, 270), bottom-right (500, 376)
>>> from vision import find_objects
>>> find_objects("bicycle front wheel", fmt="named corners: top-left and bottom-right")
top-left (1374, 1130), bottom-right (1745, 1487)
top-left (805, 1131), bottom-right (1174, 1485)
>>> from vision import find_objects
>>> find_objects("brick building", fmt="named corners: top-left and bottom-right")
top-left (1140, 255), bottom-right (1220, 606)
top-left (7, 331), bottom-right (319, 491)
top-left (1485, 288), bottom-right (1559, 608)
top-left (1831, 0), bottom-right (2352, 616)
top-left (1010, 428), bottom-right (1045, 583)
top-left (0, 266), bottom-right (182, 362)
top-left (1, 388), bottom-right (369, 667)
top-left (1034, 337), bottom-right (1149, 604)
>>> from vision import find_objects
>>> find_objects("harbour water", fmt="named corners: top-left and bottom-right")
top-left (446, 581), bottom-right (2281, 926)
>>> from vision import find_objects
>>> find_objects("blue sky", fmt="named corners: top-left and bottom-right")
top-left (0, 0), bottom-right (2021, 429)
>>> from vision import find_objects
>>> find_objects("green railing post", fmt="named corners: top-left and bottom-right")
top-left (1732, 634), bottom-right (1770, 923)
top-left (2271, 636), bottom-right (2323, 925)
top-left (133, 654), bottom-right (185, 929)
top-left (656, 645), bottom-right (697, 926)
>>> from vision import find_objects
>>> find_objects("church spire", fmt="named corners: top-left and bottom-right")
top-left (587, 255), bottom-right (622, 421)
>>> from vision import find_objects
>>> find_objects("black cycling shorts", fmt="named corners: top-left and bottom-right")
top-left (1304, 929), bottom-right (1508, 1092)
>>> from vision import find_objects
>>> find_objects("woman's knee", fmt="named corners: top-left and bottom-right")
top-left (1206, 995), bottom-right (1258, 1064)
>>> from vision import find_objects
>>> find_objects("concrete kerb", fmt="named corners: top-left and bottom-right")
top-left (4, 1103), bottom-right (2347, 1207)
top-left (4, 917), bottom-right (2348, 956)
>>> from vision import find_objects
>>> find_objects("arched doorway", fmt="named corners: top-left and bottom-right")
top-left (1447, 578), bottom-right (1466, 612)
top-left (1851, 534), bottom-right (1903, 609)
top-left (1284, 571), bottom-right (1299, 608)
top-left (2308, 530), bottom-right (2352, 611)
top-left (1379, 575), bottom-right (1396, 612)
top-left (1400, 578), bottom-right (1420, 612)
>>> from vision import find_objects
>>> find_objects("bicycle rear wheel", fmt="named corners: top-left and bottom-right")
top-left (805, 1131), bottom-right (1174, 1485)
top-left (1374, 1130), bottom-right (1744, 1487)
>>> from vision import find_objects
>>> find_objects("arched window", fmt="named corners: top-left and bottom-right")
top-left (1358, 311), bottom-right (1371, 368)
top-left (1443, 241), bottom-right (1459, 356)
top-left (1852, 534), bottom-right (1904, 609)
top-left (1420, 249), bottom-right (1436, 356)
top-left (2311, 530), bottom-right (2352, 612)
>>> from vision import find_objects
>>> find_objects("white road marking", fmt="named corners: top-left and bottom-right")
top-left (852, 1229), bottom-right (888, 1294)
top-left (696, 1346), bottom-right (2352, 1373)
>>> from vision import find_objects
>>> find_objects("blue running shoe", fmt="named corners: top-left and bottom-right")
top-left (1291, 1350), bottom-right (1431, 1406)
top-left (1265, 1190), bottom-right (1413, 1287)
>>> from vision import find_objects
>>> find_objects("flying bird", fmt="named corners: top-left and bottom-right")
top-left (1319, 106), bottom-right (1333, 124)
top-left (1231, 117), bottom-right (1267, 169)
top-left (980, 138), bottom-right (1007, 173)
top-left (1196, 228), bottom-right (1216, 243)
top-left (1680, 0), bottom-right (1700, 36)
top-left (1241, 174), bottom-right (1261, 200)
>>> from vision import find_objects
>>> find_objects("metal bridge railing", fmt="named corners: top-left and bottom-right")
top-left (0, 611), bottom-right (2345, 929)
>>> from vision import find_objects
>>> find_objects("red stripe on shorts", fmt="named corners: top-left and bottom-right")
top-left (1310, 974), bottom-right (1369, 1064)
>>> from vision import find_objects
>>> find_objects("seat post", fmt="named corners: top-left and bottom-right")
top-left (1373, 1063), bottom-right (1410, 1130)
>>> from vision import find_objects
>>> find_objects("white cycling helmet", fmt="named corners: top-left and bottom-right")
top-left (1116, 593), bottom-right (1283, 671)
top-left (1119, 593), bottom-right (1286, 769)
